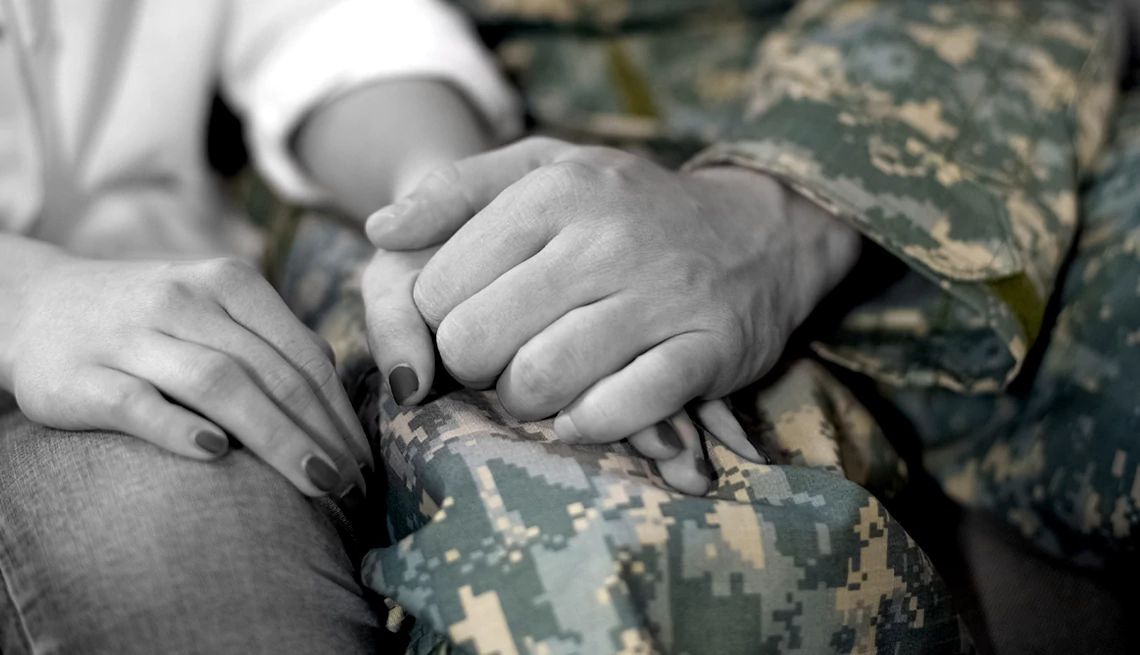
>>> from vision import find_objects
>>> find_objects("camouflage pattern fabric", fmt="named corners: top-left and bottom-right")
top-left (280, 218), bottom-right (956, 654)
top-left (876, 89), bottom-right (1140, 567)
top-left (687, 0), bottom-right (1121, 394)
top-left (272, 0), bottom-right (1131, 652)
top-left (361, 381), bottom-right (959, 655)
top-left (472, 0), bottom-right (1121, 393)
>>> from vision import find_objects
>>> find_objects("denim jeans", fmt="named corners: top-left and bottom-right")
top-left (0, 393), bottom-right (383, 654)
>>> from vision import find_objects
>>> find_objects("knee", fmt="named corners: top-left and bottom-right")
top-left (0, 423), bottom-right (375, 653)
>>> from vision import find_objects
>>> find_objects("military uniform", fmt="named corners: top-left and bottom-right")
top-left (278, 0), bottom-right (1126, 652)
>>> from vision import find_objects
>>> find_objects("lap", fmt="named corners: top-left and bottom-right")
top-left (362, 381), bottom-right (963, 655)
top-left (0, 401), bottom-right (380, 654)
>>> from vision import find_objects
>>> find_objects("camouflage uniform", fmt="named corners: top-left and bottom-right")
top-left (278, 0), bottom-right (1126, 652)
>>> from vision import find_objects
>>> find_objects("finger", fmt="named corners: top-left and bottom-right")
top-left (78, 367), bottom-right (231, 460)
top-left (306, 327), bottom-right (336, 367)
top-left (436, 236), bottom-right (607, 388)
top-left (366, 136), bottom-right (573, 250)
top-left (654, 411), bottom-right (713, 496)
top-left (204, 260), bottom-right (373, 471)
top-left (115, 333), bottom-right (356, 498)
top-left (693, 399), bottom-right (768, 464)
top-left (362, 248), bottom-right (437, 406)
top-left (496, 294), bottom-right (671, 421)
top-left (412, 162), bottom-right (589, 329)
top-left (168, 311), bottom-right (367, 493)
top-left (628, 420), bottom-right (684, 461)
top-left (553, 332), bottom-right (715, 444)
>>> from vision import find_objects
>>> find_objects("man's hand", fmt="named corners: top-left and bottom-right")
top-left (364, 137), bottom-right (860, 448)
top-left (1, 253), bottom-right (371, 499)
top-left (362, 245), bottom-right (770, 495)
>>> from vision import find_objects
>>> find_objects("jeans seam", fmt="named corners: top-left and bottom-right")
top-left (0, 533), bottom-right (37, 655)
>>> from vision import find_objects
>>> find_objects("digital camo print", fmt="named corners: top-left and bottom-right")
top-left (685, 0), bottom-right (1122, 393)
top-left (272, 0), bottom-right (1129, 652)
top-left (280, 218), bottom-right (952, 654)
top-left (471, 0), bottom-right (1121, 392)
top-left (361, 382), bottom-right (960, 655)
top-left (880, 90), bottom-right (1140, 567)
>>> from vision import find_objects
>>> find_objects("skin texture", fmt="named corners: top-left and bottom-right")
top-left (362, 137), bottom-right (861, 486)
top-left (0, 80), bottom-right (491, 500)
top-left (0, 247), bottom-right (369, 498)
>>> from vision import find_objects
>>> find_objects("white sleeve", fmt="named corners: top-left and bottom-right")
top-left (220, 0), bottom-right (522, 202)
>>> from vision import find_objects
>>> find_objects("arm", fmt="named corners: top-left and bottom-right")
top-left (686, 0), bottom-right (1124, 392)
top-left (293, 79), bottom-right (494, 221)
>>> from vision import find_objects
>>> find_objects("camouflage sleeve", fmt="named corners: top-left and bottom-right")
top-left (877, 89), bottom-right (1140, 567)
top-left (685, 0), bottom-right (1123, 393)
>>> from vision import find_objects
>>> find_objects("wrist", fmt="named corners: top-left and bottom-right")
top-left (686, 166), bottom-right (861, 325)
top-left (0, 237), bottom-right (74, 390)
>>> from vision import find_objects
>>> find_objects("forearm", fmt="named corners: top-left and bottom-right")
top-left (0, 234), bottom-right (70, 389)
top-left (294, 79), bottom-right (495, 221)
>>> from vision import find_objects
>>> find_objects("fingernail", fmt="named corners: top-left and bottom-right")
top-left (656, 422), bottom-right (683, 452)
top-left (553, 412), bottom-right (583, 443)
top-left (367, 202), bottom-right (412, 236)
top-left (194, 430), bottom-right (229, 456)
top-left (388, 365), bottom-right (419, 405)
top-left (339, 484), bottom-right (366, 513)
top-left (695, 458), bottom-right (714, 480)
top-left (303, 454), bottom-right (341, 493)
top-left (743, 440), bottom-right (770, 465)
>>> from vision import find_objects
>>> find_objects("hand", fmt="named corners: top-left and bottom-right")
top-left (2, 254), bottom-right (371, 498)
top-left (362, 245), bottom-right (769, 495)
top-left (365, 137), bottom-right (860, 447)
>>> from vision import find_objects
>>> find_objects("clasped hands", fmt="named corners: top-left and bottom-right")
top-left (362, 137), bottom-right (861, 494)
top-left (1, 137), bottom-right (856, 501)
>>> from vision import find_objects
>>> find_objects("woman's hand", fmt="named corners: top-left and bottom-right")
top-left (364, 137), bottom-right (860, 447)
top-left (1, 253), bottom-right (371, 499)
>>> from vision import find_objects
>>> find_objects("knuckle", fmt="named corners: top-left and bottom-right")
top-left (435, 316), bottom-right (486, 382)
top-left (267, 372), bottom-right (315, 415)
top-left (300, 354), bottom-right (338, 391)
top-left (529, 161), bottom-right (593, 198)
top-left (142, 279), bottom-right (197, 313)
top-left (197, 257), bottom-right (257, 287)
top-left (521, 135), bottom-right (564, 154)
top-left (411, 273), bottom-right (448, 330)
top-left (105, 381), bottom-right (151, 423)
top-left (573, 145), bottom-right (630, 168)
top-left (502, 346), bottom-right (568, 415)
top-left (186, 352), bottom-right (241, 394)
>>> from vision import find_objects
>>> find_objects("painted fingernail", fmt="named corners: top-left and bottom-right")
top-left (656, 422), bottom-right (683, 452)
top-left (695, 458), bottom-right (714, 480)
top-left (339, 484), bottom-right (366, 513)
top-left (748, 441), bottom-right (771, 465)
top-left (389, 365), bottom-right (419, 405)
top-left (553, 412), bottom-right (583, 443)
top-left (194, 430), bottom-right (229, 456)
top-left (303, 454), bottom-right (341, 493)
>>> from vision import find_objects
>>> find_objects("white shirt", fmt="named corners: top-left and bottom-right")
top-left (0, 0), bottom-right (519, 258)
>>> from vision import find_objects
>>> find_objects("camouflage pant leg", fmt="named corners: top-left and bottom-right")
top-left (359, 381), bottom-right (963, 654)
top-left (277, 218), bottom-right (964, 654)
top-left (881, 90), bottom-right (1140, 567)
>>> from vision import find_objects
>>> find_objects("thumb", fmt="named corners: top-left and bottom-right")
top-left (366, 136), bottom-right (572, 251)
